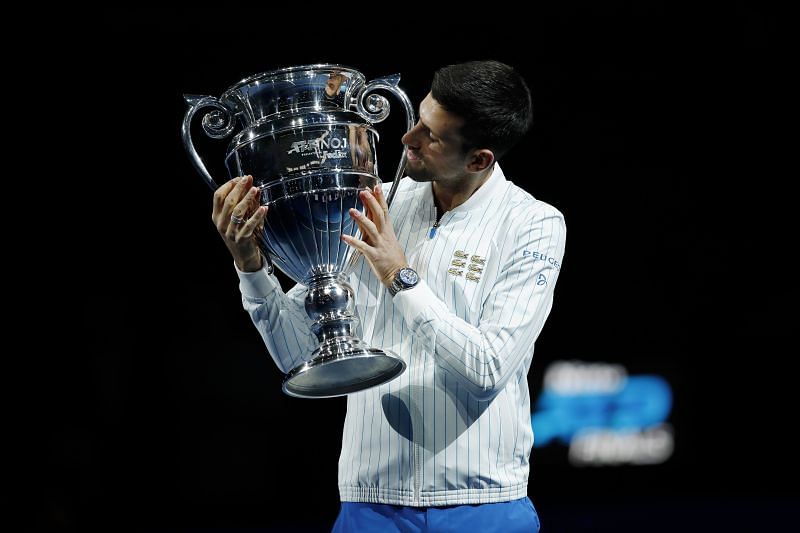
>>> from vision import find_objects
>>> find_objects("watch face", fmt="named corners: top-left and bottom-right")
top-left (399, 268), bottom-right (419, 285)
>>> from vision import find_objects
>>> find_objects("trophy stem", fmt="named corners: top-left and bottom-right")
top-left (304, 274), bottom-right (359, 340)
top-left (281, 274), bottom-right (406, 398)
top-left (313, 318), bottom-right (356, 344)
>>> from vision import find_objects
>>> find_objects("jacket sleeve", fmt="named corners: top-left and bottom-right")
top-left (236, 264), bottom-right (317, 373)
top-left (392, 206), bottom-right (566, 400)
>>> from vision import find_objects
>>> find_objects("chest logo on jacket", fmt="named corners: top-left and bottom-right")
top-left (449, 251), bottom-right (487, 282)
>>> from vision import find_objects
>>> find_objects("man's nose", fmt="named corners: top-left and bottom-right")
top-left (401, 125), bottom-right (419, 147)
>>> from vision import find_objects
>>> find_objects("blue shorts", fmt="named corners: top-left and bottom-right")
top-left (332, 497), bottom-right (540, 532)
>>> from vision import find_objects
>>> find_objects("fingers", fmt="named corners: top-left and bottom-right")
top-left (359, 188), bottom-right (386, 229)
top-left (242, 206), bottom-right (268, 235)
top-left (340, 233), bottom-right (368, 254)
top-left (349, 207), bottom-right (379, 244)
top-left (230, 185), bottom-right (260, 220)
top-left (213, 178), bottom-right (239, 214)
top-left (226, 187), bottom-right (262, 238)
top-left (225, 176), bottom-right (254, 219)
top-left (214, 176), bottom-right (248, 212)
top-left (348, 185), bottom-right (393, 245)
top-left (373, 184), bottom-right (389, 214)
top-left (214, 175), bottom-right (253, 226)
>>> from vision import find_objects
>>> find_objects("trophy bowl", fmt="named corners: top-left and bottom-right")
top-left (182, 64), bottom-right (415, 398)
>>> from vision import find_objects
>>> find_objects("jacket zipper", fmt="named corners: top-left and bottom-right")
top-left (428, 220), bottom-right (440, 239)
top-left (429, 203), bottom-right (444, 239)
top-left (413, 441), bottom-right (421, 503)
top-left (413, 205), bottom-right (439, 503)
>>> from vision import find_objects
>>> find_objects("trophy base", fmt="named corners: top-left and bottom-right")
top-left (282, 341), bottom-right (406, 398)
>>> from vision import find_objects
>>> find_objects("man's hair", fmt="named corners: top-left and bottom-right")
top-left (431, 60), bottom-right (533, 159)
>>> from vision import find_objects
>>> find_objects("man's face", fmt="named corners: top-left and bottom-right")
top-left (401, 93), bottom-right (472, 183)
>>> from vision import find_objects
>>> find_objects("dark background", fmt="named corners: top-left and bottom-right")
top-left (46, 4), bottom-right (792, 532)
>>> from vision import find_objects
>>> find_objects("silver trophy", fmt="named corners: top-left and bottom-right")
top-left (182, 64), bottom-right (414, 398)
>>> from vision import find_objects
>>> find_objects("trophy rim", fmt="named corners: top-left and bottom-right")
top-left (222, 63), bottom-right (366, 97)
top-left (257, 170), bottom-right (381, 204)
top-left (227, 111), bottom-right (379, 154)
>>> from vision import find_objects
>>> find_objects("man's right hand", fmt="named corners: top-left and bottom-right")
top-left (212, 175), bottom-right (268, 272)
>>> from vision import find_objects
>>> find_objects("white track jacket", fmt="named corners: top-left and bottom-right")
top-left (236, 164), bottom-right (566, 506)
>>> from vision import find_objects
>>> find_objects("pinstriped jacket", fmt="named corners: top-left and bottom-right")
top-left (237, 164), bottom-right (566, 506)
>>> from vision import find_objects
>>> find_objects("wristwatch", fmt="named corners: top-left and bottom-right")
top-left (388, 267), bottom-right (419, 296)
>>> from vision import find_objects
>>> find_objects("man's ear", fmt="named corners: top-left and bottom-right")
top-left (467, 149), bottom-right (495, 172)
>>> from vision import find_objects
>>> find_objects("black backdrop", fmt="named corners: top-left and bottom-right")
top-left (48, 5), bottom-right (793, 532)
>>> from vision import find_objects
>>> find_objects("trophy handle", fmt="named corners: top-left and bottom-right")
top-left (181, 95), bottom-right (237, 191)
top-left (354, 75), bottom-right (416, 208)
top-left (182, 95), bottom-right (276, 273)
top-left (342, 76), bottom-right (417, 277)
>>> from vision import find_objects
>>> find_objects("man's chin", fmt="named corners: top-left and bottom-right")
top-left (404, 164), bottom-right (432, 182)
top-left (406, 173), bottom-right (433, 183)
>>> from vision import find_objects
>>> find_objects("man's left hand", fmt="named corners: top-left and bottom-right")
top-left (341, 185), bottom-right (409, 288)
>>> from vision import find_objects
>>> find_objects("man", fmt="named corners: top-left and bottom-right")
top-left (212, 60), bottom-right (565, 532)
